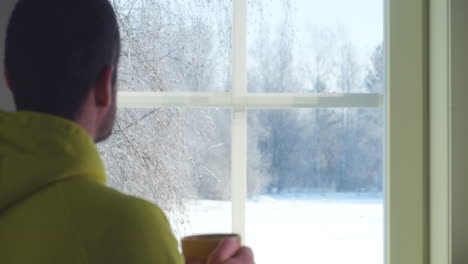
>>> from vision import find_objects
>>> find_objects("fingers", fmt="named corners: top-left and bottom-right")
top-left (225, 247), bottom-right (255, 264)
top-left (207, 237), bottom-right (241, 264)
top-left (186, 261), bottom-right (203, 264)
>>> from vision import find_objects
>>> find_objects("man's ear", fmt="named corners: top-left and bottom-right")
top-left (3, 68), bottom-right (12, 91)
top-left (94, 66), bottom-right (114, 108)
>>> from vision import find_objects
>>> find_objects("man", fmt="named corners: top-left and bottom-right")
top-left (0, 0), bottom-right (254, 263)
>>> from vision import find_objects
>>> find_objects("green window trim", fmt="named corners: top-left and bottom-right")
top-left (387, 0), bottom-right (429, 263)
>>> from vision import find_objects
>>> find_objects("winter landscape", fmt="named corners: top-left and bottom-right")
top-left (97, 1), bottom-right (386, 263)
top-left (184, 194), bottom-right (383, 264)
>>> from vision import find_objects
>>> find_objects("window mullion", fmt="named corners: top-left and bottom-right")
top-left (231, 110), bottom-right (247, 240)
top-left (231, 0), bottom-right (247, 241)
top-left (117, 92), bottom-right (383, 109)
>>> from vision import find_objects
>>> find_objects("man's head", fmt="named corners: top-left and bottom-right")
top-left (4, 0), bottom-right (121, 142)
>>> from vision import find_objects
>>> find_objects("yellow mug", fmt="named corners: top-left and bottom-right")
top-left (181, 233), bottom-right (241, 263)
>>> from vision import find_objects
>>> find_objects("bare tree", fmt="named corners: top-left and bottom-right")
top-left (99, 0), bottom-right (232, 235)
top-left (99, 0), bottom-right (279, 235)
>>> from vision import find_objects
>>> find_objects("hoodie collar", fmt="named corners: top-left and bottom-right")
top-left (0, 110), bottom-right (106, 210)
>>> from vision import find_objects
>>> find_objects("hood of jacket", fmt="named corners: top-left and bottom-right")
top-left (0, 110), bottom-right (106, 210)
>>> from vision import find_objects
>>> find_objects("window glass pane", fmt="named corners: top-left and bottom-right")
top-left (98, 108), bottom-right (231, 237)
top-left (248, 0), bottom-right (384, 93)
top-left (111, 0), bottom-right (231, 92)
top-left (247, 109), bottom-right (384, 263)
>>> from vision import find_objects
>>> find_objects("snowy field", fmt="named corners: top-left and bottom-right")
top-left (183, 194), bottom-right (383, 264)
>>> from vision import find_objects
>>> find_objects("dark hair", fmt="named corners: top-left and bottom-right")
top-left (5, 0), bottom-right (121, 120)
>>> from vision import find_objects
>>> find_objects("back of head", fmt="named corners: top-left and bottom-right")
top-left (5, 0), bottom-right (120, 120)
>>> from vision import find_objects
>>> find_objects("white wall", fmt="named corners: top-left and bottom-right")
top-left (0, 0), bottom-right (16, 111)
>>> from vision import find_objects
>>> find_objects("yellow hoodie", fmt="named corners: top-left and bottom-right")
top-left (0, 111), bottom-right (184, 264)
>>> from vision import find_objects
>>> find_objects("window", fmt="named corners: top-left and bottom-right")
top-left (99, 0), bottom-right (387, 263)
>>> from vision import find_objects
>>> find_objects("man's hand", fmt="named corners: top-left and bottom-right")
top-left (186, 237), bottom-right (255, 264)
top-left (207, 237), bottom-right (254, 264)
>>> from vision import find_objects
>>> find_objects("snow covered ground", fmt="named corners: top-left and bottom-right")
top-left (183, 194), bottom-right (383, 264)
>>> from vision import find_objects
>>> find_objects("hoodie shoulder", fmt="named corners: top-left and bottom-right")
top-left (58, 178), bottom-right (184, 264)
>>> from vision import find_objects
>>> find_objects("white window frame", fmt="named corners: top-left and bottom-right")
top-left (116, 0), bottom-right (429, 264)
